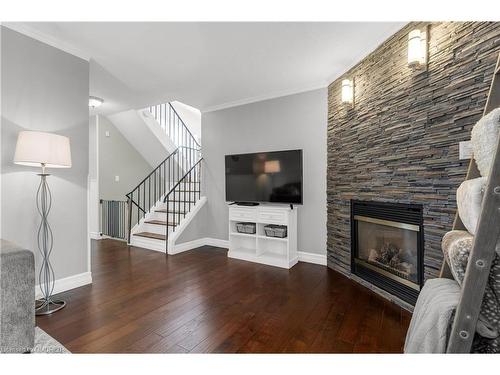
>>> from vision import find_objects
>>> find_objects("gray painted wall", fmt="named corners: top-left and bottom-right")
top-left (98, 115), bottom-right (151, 201)
top-left (1, 27), bottom-right (89, 281)
top-left (176, 203), bottom-right (208, 243)
top-left (88, 116), bottom-right (99, 236)
top-left (200, 88), bottom-right (327, 255)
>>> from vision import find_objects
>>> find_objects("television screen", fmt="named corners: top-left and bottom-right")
top-left (225, 150), bottom-right (303, 204)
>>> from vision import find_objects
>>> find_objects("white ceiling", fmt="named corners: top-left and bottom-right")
top-left (6, 22), bottom-right (405, 114)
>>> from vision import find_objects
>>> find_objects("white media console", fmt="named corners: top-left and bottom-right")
top-left (228, 204), bottom-right (298, 269)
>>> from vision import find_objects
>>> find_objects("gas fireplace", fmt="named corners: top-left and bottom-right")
top-left (351, 200), bottom-right (424, 305)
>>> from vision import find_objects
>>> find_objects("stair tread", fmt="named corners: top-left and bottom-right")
top-left (144, 220), bottom-right (176, 226)
top-left (134, 232), bottom-right (166, 240)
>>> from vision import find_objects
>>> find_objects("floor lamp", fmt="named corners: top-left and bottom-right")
top-left (13, 131), bottom-right (72, 315)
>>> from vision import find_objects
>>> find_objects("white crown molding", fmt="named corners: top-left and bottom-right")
top-left (201, 82), bottom-right (328, 113)
top-left (2, 22), bottom-right (90, 61)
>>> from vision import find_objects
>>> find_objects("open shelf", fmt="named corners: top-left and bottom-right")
top-left (230, 231), bottom-right (256, 238)
top-left (230, 246), bottom-right (255, 256)
top-left (257, 235), bottom-right (288, 242)
top-left (228, 205), bottom-right (298, 269)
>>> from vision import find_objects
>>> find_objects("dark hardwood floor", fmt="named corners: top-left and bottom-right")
top-left (36, 239), bottom-right (411, 353)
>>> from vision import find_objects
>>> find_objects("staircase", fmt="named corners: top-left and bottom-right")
top-left (126, 102), bottom-right (204, 254)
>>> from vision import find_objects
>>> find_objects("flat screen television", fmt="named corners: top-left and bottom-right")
top-left (225, 149), bottom-right (303, 204)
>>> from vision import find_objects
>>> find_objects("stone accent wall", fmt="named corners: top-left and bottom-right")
top-left (327, 22), bottom-right (500, 281)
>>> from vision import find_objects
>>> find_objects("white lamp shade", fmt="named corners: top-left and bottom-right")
top-left (13, 131), bottom-right (72, 168)
top-left (264, 160), bottom-right (281, 173)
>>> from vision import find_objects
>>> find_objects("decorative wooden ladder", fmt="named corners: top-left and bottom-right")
top-left (439, 52), bottom-right (500, 353)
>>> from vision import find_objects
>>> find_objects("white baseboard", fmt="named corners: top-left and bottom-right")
top-left (170, 238), bottom-right (208, 254)
top-left (173, 238), bottom-right (325, 266)
top-left (172, 237), bottom-right (229, 254)
top-left (89, 231), bottom-right (102, 240)
top-left (35, 271), bottom-right (92, 299)
top-left (204, 238), bottom-right (229, 248)
top-left (298, 251), bottom-right (327, 266)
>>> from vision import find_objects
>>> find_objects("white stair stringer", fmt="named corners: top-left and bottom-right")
top-left (167, 196), bottom-right (207, 255)
top-left (129, 189), bottom-right (206, 254)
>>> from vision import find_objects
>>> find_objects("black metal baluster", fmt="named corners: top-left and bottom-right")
top-left (188, 140), bottom-right (191, 212)
top-left (183, 147), bottom-right (186, 219)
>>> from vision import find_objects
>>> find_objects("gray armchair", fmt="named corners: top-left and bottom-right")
top-left (0, 239), bottom-right (35, 353)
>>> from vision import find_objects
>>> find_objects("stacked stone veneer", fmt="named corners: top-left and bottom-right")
top-left (327, 22), bottom-right (500, 282)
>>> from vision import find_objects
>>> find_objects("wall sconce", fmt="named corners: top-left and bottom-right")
top-left (341, 79), bottom-right (354, 106)
top-left (408, 28), bottom-right (428, 69)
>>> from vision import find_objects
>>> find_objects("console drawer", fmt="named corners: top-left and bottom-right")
top-left (229, 208), bottom-right (257, 221)
top-left (257, 210), bottom-right (287, 224)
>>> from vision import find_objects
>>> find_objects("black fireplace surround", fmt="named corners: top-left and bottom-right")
top-left (351, 200), bottom-right (424, 305)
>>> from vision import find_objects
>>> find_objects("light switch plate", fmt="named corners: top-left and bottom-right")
top-left (105, 131), bottom-right (110, 137)
top-left (115, 175), bottom-right (120, 182)
top-left (459, 140), bottom-right (473, 160)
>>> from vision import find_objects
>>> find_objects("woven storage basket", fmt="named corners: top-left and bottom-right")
top-left (235, 222), bottom-right (256, 234)
top-left (264, 224), bottom-right (287, 238)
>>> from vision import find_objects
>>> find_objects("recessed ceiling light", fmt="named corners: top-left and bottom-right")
top-left (89, 96), bottom-right (104, 108)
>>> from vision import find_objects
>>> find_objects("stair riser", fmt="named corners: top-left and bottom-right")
top-left (140, 223), bottom-right (176, 235)
top-left (157, 203), bottom-right (196, 213)
top-left (150, 211), bottom-right (186, 223)
top-left (130, 236), bottom-right (166, 252)
top-left (153, 200), bottom-right (196, 211)
top-left (163, 191), bottom-right (200, 202)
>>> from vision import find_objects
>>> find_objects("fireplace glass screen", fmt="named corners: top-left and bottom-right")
top-left (354, 216), bottom-right (419, 287)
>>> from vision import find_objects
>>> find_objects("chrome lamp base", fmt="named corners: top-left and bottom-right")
top-left (35, 299), bottom-right (66, 316)
top-left (35, 170), bottom-right (66, 316)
